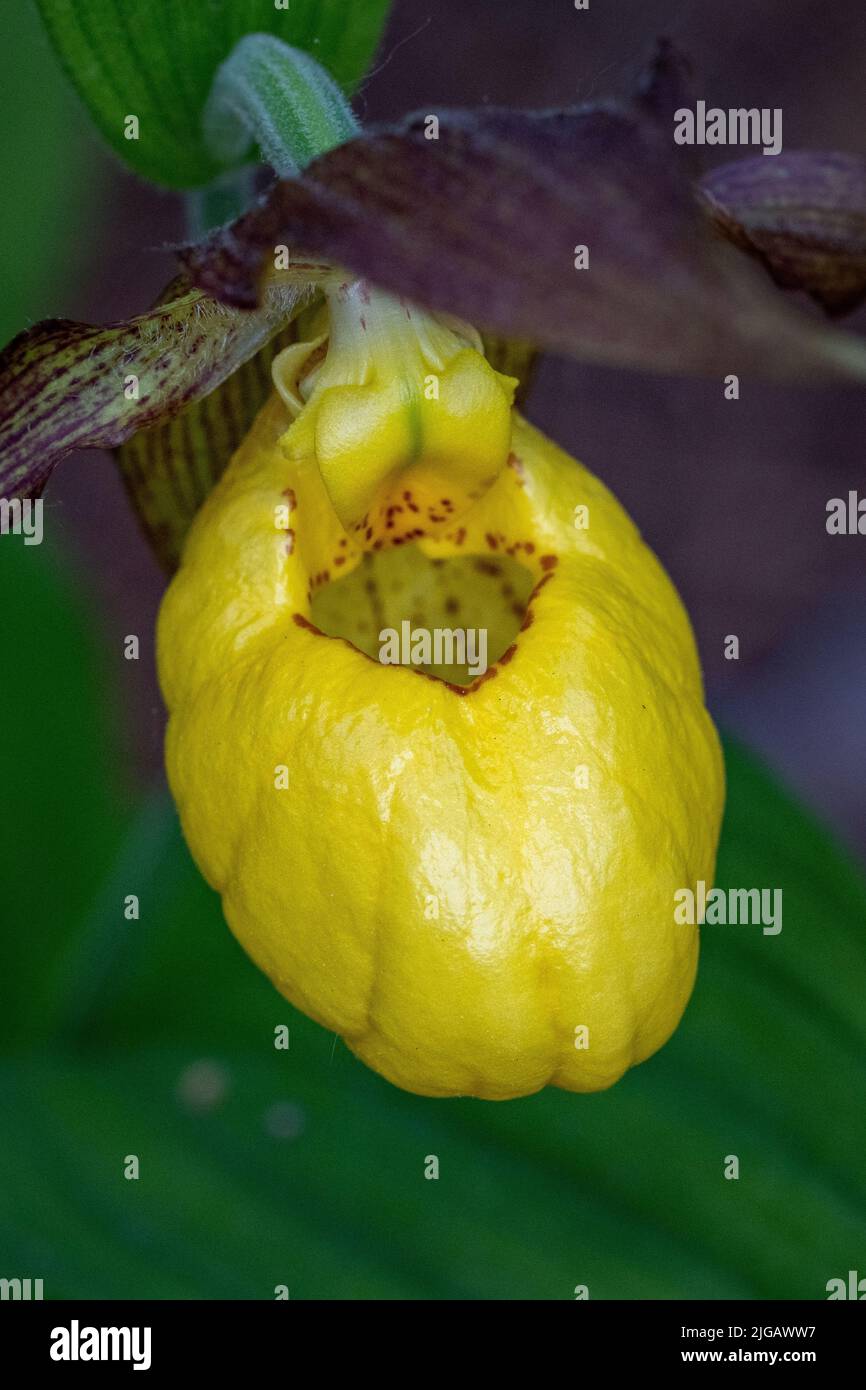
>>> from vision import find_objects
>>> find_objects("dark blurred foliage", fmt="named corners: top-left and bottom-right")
top-left (9, 0), bottom-right (866, 852)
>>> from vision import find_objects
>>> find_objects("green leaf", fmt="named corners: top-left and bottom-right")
top-left (34, 0), bottom-right (392, 188)
top-left (1, 735), bottom-right (864, 1297)
top-left (0, 1), bottom-right (97, 343)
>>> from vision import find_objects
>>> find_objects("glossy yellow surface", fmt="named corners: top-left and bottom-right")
top-left (158, 378), bottom-right (724, 1099)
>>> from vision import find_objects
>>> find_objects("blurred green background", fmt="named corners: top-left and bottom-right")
top-left (1, 0), bottom-right (865, 1299)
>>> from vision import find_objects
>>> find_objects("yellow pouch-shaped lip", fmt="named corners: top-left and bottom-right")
top-left (158, 388), bottom-right (723, 1100)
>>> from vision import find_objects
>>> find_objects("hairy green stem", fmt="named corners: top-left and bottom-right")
top-left (202, 33), bottom-right (360, 178)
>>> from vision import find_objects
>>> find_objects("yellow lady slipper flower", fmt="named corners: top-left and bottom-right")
top-left (157, 279), bottom-right (724, 1100)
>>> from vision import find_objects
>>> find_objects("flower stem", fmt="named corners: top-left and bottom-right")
top-left (184, 164), bottom-right (261, 238)
top-left (202, 33), bottom-right (360, 178)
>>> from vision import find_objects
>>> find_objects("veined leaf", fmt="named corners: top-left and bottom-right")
top-left (0, 1), bottom-right (95, 343)
top-left (35, 0), bottom-right (392, 187)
